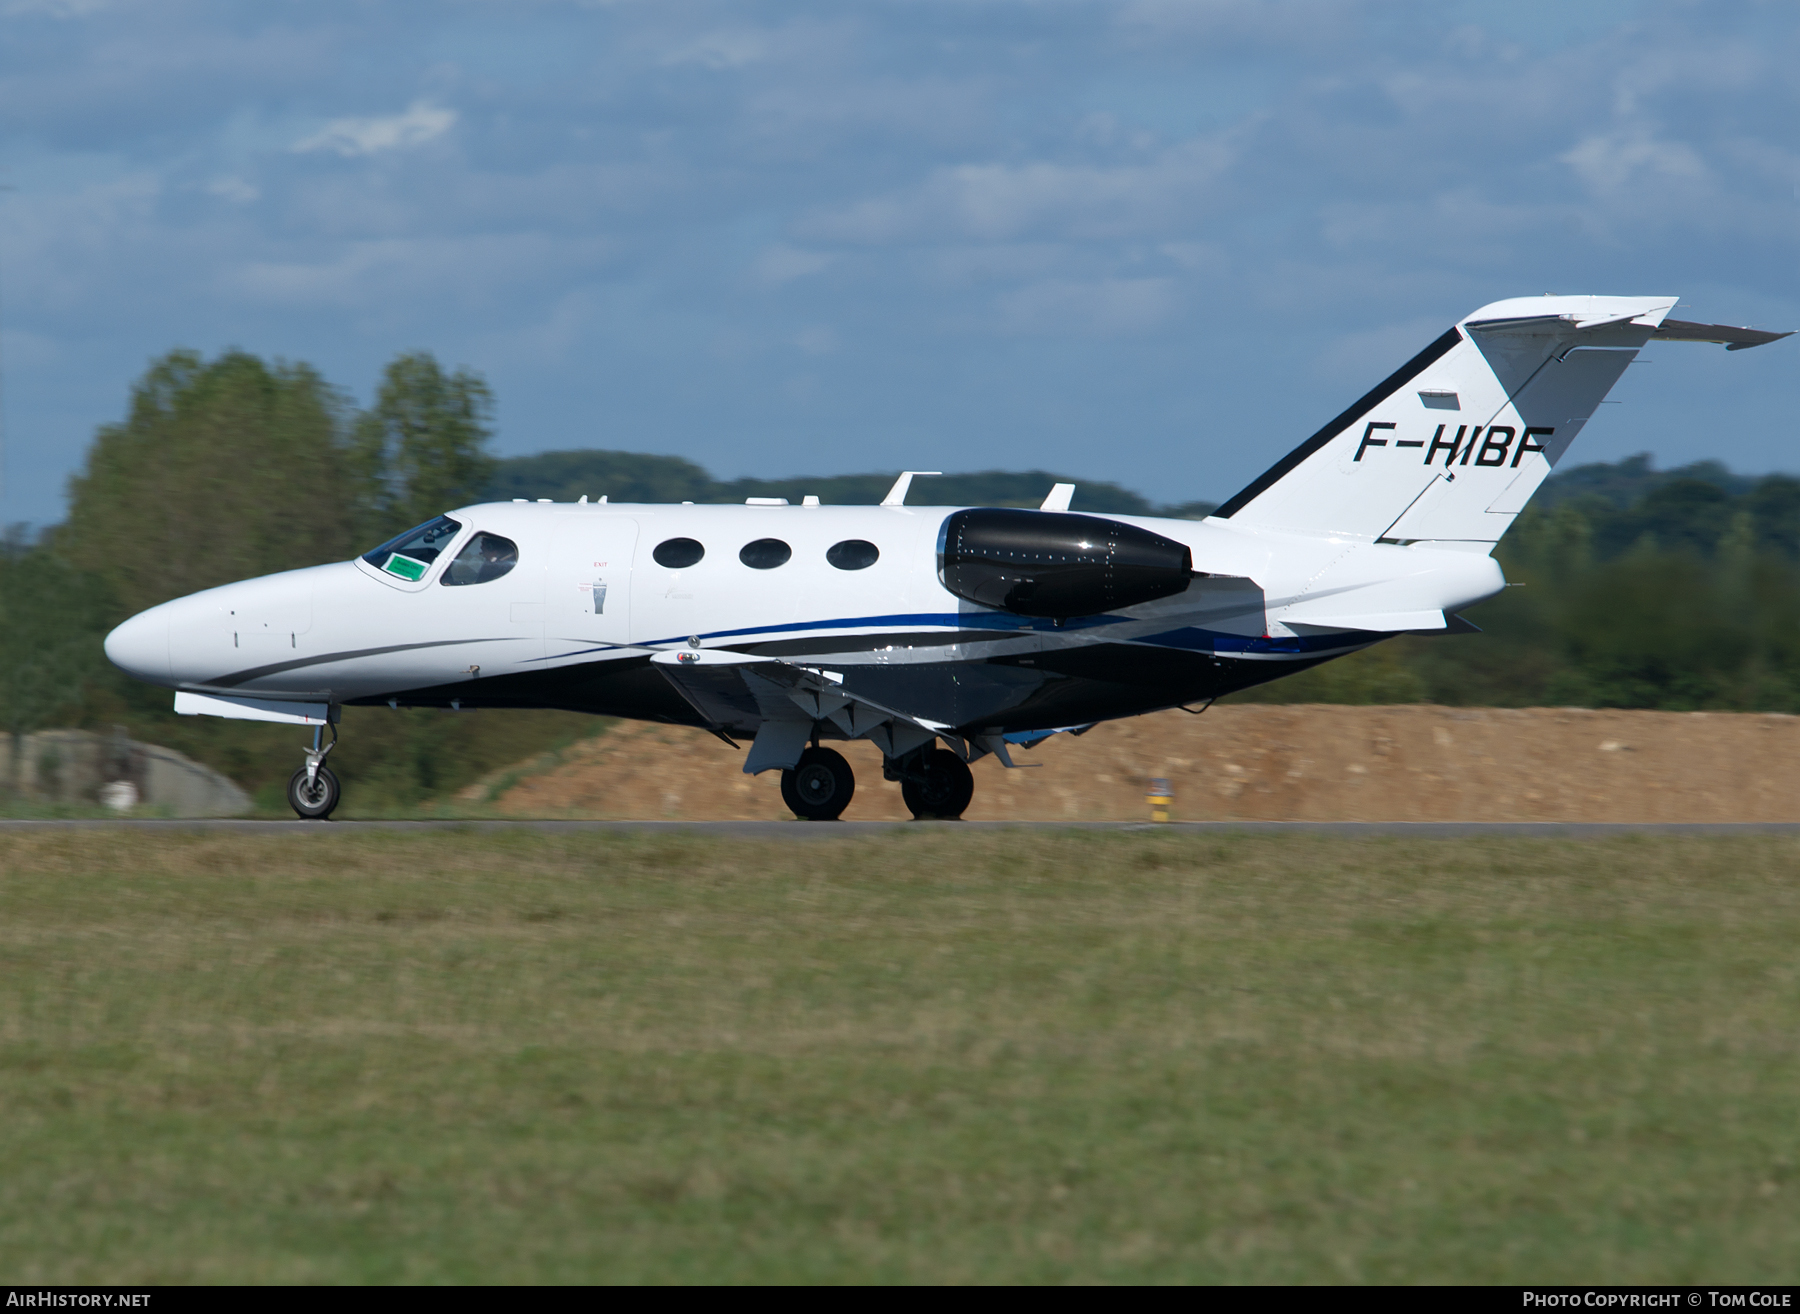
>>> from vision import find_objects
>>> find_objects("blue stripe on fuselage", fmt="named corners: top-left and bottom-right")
top-left (535, 610), bottom-right (1121, 661)
top-left (540, 610), bottom-right (1364, 664)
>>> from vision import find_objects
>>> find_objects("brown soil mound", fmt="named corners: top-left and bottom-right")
top-left (476, 705), bottom-right (1800, 823)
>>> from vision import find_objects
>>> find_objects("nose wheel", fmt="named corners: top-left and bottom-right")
top-left (288, 765), bottom-right (340, 819)
top-left (288, 720), bottom-right (340, 820)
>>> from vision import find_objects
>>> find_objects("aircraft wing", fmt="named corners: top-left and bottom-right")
top-left (649, 649), bottom-right (948, 771)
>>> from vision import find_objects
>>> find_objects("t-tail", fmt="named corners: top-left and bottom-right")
top-left (1212, 295), bottom-right (1791, 545)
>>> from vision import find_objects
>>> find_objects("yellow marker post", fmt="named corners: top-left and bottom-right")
top-left (1147, 777), bottom-right (1172, 824)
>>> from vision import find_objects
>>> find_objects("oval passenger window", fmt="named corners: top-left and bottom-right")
top-left (826, 539), bottom-right (880, 571)
top-left (653, 538), bottom-right (705, 569)
top-left (739, 538), bottom-right (792, 570)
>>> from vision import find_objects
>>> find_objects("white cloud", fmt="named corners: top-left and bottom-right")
top-left (1116, 0), bottom-right (1351, 48)
top-left (1560, 129), bottom-right (1708, 193)
top-left (663, 29), bottom-right (769, 70)
top-left (292, 101), bottom-right (457, 158)
top-left (750, 245), bottom-right (835, 286)
top-left (995, 278), bottom-right (1178, 337)
top-left (0, 0), bottom-right (112, 15)
top-left (229, 233), bottom-right (611, 312)
top-left (804, 140), bottom-right (1236, 245)
top-left (206, 178), bottom-right (260, 204)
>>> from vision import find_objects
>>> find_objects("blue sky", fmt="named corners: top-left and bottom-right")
top-left (2, 0), bottom-right (1796, 525)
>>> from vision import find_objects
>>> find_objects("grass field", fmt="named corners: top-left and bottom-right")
top-left (1, 828), bottom-right (1796, 1283)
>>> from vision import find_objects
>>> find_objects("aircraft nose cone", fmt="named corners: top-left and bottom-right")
top-left (104, 609), bottom-right (171, 684)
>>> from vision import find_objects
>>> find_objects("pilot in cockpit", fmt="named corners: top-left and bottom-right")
top-left (442, 532), bottom-right (519, 586)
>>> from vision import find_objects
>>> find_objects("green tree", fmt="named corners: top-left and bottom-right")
top-left (61, 350), bottom-right (368, 611)
top-left (356, 353), bottom-right (495, 534)
top-left (0, 540), bottom-right (115, 792)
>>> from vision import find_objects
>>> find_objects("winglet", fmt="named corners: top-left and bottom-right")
top-left (1039, 483), bottom-right (1075, 512)
top-left (881, 471), bottom-right (943, 506)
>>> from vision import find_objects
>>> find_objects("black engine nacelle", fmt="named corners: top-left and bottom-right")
top-left (937, 507), bottom-right (1195, 619)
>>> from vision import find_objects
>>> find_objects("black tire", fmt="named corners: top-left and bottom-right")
top-left (900, 748), bottom-right (974, 820)
top-left (287, 765), bottom-right (340, 820)
top-left (780, 747), bottom-right (855, 821)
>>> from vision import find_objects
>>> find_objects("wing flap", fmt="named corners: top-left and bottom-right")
top-left (650, 649), bottom-right (951, 772)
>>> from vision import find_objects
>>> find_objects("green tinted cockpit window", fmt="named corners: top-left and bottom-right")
top-left (362, 516), bottom-right (464, 581)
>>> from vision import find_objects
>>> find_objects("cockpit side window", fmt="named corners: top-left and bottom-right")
top-left (440, 532), bottom-right (520, 586)
top-left (362, 516), bottom-right (463, 581)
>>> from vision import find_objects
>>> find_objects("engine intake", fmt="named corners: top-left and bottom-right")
top-left (937, 508), bottom-right (1194, 619)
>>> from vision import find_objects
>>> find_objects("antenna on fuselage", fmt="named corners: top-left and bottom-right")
top-left (881, 471), bottom-right (942, 506)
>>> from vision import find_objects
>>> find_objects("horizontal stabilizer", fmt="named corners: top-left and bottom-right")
top-left (1652, 319), bottom-right (1794, 351)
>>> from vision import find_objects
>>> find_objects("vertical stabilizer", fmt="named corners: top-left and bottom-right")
top-left (1213, 295), bottom-right (1678, 544)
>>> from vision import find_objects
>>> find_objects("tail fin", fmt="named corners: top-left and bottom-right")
top-left (1214, 295), bottom-right (1689, 544)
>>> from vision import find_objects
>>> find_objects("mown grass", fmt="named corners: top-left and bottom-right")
top-left (0, 829), bottom-right (1796, 1283)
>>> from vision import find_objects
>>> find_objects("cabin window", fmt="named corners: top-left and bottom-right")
top-left (739, 538), bottom-right (792, 570)
top-left (826, 539), bottom-right (879, 571)
top-left (362, 515), bottom-right (463, 581)
top-left (440, 532), bottom-right (520, 586)
top-left (653, 537), bottom-right (705, 569)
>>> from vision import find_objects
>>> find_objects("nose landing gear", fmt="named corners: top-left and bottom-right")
top-left (287, 720), bottom-right (340, 820)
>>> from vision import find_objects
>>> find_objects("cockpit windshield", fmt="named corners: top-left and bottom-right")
top-left (361, 516), bottom-right (464, 581)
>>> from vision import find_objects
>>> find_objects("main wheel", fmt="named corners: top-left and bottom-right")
top-left (780, 747), bottom-right (855, 821)
top-left (287, 765), bottom-right (340, 820)
top-left (901, 748), bottom-right (974, 820)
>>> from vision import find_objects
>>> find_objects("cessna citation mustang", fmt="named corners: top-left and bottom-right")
top-left (104, 296), bottom-right (1790, 820)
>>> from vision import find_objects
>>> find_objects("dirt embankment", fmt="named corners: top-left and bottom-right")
top-left (474, 705), bottom-right (1800, 823)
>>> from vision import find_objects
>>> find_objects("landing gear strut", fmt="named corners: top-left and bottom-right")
top-left (287, 720), bottom-right (340, 820)
top-left (888, 745), bottom-right (974, 821)
top-left (781, 746), bottom-right (856, 821)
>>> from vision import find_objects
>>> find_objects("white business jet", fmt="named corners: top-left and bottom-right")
top-left (104, 296), bottom-right (1789, 819)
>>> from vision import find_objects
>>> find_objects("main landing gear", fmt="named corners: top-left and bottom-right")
top-left (890, 746), bottom-right (974, 821)
top-left (287, 721), bottom-right (340, 820)
top-left (778, 740), bottom-right (976, 822)
top-left (780, 747), bottom-right (856, 821)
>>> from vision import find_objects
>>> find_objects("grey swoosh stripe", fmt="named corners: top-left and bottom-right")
top-left (211, 638), bottom-right (522, 688)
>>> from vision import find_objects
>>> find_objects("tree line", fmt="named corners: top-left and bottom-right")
top-left (491, 449), bottom-right (1218, 519)
top-left (1236, 458), bottom-right (1800, 711)
top-left (2, 348), bottom-right (545, 809)
top-left (4, 344), bottom-right (1797, 808)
